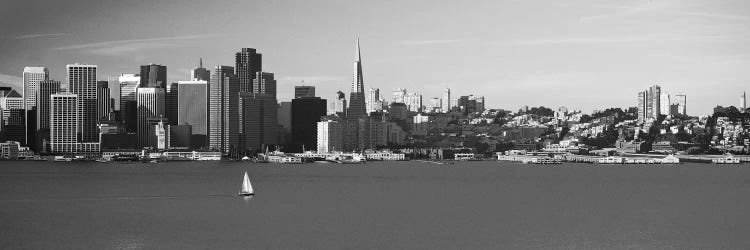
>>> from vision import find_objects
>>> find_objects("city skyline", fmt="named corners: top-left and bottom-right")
top-left (0, 0), bottom-right (749, 115)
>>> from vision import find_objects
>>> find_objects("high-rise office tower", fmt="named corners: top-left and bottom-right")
top-left (292, 97), bottom-right (327, 152)
top-left (393, 88), bottom-right (406, 103)
top-left (209, 66), bottom-right (239, 153)
top-left (347, 38), bottom-right (367, 120)
top-left (136, 87), bottom-right (165, 147)
top-left (295, 85), bottom-right (316, 98)
top-left (442, 88), bottom-right (451, 113)
top-left (177, 80), bottom-right (208, 149)
top-left (119, 74), bottom-right (140, 132)
top-left (235, 48), bottom-right (262, 93)
top-left (192, 58), bottom-right (210, 81)
top-left (50, 93), bottom-right (77, 153)
top-left (674, 93), bottom-right (687, 115)
top-left (36, 80), bottom-right (60, 152)
top-left (252, 72), bottom-right (276, 98)
top-left (476, 96), bottom-right (485, 112)
top-left (140, 64), bottom-right (167, 88)
top-left (278, 102), bottom-right (292, 144)
top-left (660, 92), bottom-right (671, 116)
top-left (107, 76), bottom-right (120, 112)
top-left (36, 80), bottom-right (60, 139)
top-left (429, 97), bottom-right (441, 112)
top-left (165, 82), bottom-right (178, 125)
top-left (330, 91), bottom-right (347, 116)
top-left (741, 92), bottom-right (747, 110)
top-left (317, 120), bottom-right (343, 153)
top-left (367, 88), bottom-right (380, 113)
top-left (637, 90), bottom-right (647, 121)
top-left (239, 93), bottom-right (278, 150)
top-left (23, 67), bottom-right (49, 146)
top-left (647, 85), bottom-right (661, 118)
top-left (23, 67), bottom-right (49, 111)
top-left (96, 81), bottom-right (112, 122)
top-left (67, 64), bottom-right (98, 142)
top-left (404, 92), bottom-right (422, 112)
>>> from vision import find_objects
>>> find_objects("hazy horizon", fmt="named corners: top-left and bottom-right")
top-left (1, 0), bottom-right (748, 115)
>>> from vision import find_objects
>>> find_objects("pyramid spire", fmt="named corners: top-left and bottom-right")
top-left (355, 37), bottom-right (361, 62)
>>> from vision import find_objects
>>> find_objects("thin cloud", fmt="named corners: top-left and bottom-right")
top-left (0, 73), bottom-right (23, 90)
top-left (53, 35), bottom-right (218, 56)
top-left (580, 1), bottom-right (748, 22)
top-left (281, 76), bottom-right (347, 83)
top-left (401, 39), bottom-right (466, 45)
top-left (507, 35), bottom-right (746, 45)
top-left (15, 33), bottom-right (68, 39)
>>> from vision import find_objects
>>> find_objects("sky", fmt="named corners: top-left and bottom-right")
top-left (0, 0), bottom-right (748, 115)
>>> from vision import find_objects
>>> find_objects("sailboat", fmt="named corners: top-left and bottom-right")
top-left (239, 171), bottom-right (254, 196)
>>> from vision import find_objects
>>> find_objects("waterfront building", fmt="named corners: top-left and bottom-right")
top-left (347, 38), bottom-right (367, 121)
top-left (239, 93), bottom-right (278, 150)
top-left (192, 58), bottom-right (210, 81)
top-left (442, 88), bottom-right (451, 113)
top-left (67, 64), bottom-right (98, 142)
top-left (50, 93), bottom-right (77, 153)
top-left (177, 80), bottom-right (208, 149)
top-left (317, 120), bottom-right (343, 153)
top-left (235, 48), bottom-right (262, 93)
top-left (119, 73), bottom-right (140, 132)
top-left (292, 97), bottom-right (327, 151)
top-left (295, 85), bottom-right (316, 98)
top-left (136, 87), bottom-right (165, 147)
top-left (96, 81), bottom-right (112, 122)
top-left (140, 64), bottom-right (167, 88)
top-left (208, 66), bottom-right (239, 153)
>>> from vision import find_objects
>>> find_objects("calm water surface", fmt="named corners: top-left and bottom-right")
top-left (1, 161), bottom-right (749, 249)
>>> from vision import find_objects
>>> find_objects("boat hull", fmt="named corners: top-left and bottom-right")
top-left (238, 193), bottom-right (254, 196)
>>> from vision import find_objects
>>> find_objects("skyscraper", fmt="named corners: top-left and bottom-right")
top-left (404, 92), bottom-right (422, 112)
top-left (23, 67), bottom-right (49, 111)
top-left (317, 120), bottom-right (343, 153)
top-left (239, 92), bottom-right (278, 151)
top-left (50, 93), bottom-right (77, 153)
top-left (741, 92), bottom-right (747, 110)
top-left (177, 80), bottom-right (208, 149)
top-left (637, 90), bottom-right (648, 121)
top-left (367, 88), bottom-right (380, 113)
top-left (252, 72), bottom-right (276, 98)
top-left (295, 85), bottom-right (316, 98)
top-left (442, 88), bottom-right (451, 113)
top-left (140, 64), bottom-right (167, 88)
top-left (674, 93), bottom-right (687, 115)
top-left (23, 67), bottom-right (49, 146)
top-left (292, 97), bottom-right (327, 151)
top-left (96, 81), bottom-right (112, 122)
top-left (119, 74), bottom-right (140, 132)
top-left (647, 85), bottom-right (661, 118)
top-left (36, 79), bottom-right (60, 137)
top-left (192, 58), bottom-right (210, 81)
top-left (393, 88), bottom-right (406, 103)
top-left (235, 48), bottom-right (262, 93)
top-left (0, 89), bottom-right (24, 143)
top-left (165, 82), bottom-right (178, 125)
top-left (67, 64), bottom-right (98, 142)
top-left (136, 87), bottom-right (165, 147)
top-left (330, 91), bottom-right (347, 116)
top-left (347, 38), bottom-right (366, 120)
top-left (660, 92), bottom-right (671, 116)
top-left (209, 66), bottom-right (239, 153)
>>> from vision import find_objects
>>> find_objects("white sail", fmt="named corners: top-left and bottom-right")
top-left (241, 172), bottom-right (254, 195)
